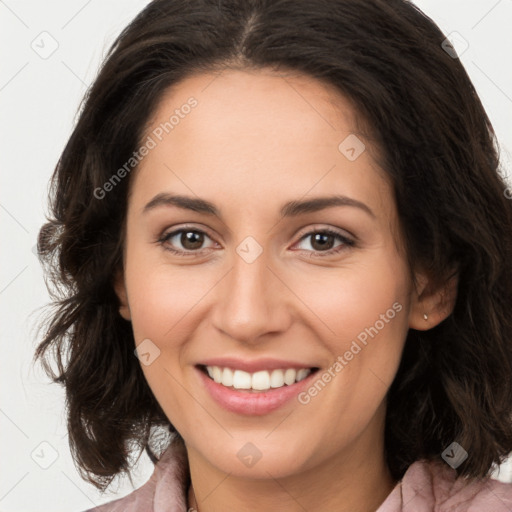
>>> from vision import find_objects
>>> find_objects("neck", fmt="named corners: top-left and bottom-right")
top-left (188, 462), bottom-right (395, 512)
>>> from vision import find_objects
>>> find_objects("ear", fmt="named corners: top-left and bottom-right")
top-left (409, 267), bottom-right (458, 330)
top-left (113, 269), bottom-right (131, 321)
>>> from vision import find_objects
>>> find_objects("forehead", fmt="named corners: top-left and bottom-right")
top-left (144, 68), bottom-right (362, 161)
top-left (132, 68), bottom-right (391, 221)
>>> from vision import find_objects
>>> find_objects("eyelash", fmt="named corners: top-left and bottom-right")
top-left (156, 226), bottom-right (355, 258)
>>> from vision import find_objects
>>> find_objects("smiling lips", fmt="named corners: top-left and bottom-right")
top-left (205, 365), bottom-right (313, 391)
top-left (196, 358), bottom-right (320, 414)
top-left (197, 365), bottom-right (319, 415)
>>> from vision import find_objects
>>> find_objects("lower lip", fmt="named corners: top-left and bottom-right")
top-left (197, 367), bottom-right (317, 416)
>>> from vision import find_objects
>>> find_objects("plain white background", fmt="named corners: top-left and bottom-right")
top-left (1, 1), bottom-right (511, 510)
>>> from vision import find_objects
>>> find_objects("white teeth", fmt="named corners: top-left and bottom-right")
top-left (296, 368), bottom-right (310, 382)
top-left (221, 367), bottom-right (233, 387)
top-left (204, 366), bottom-right (313, 391)
top-left (284, 368), bottom-right (296, 385)
top-left (233, 370), bottom-right (252, 389)
top-left (270, 369), bottom-right (285, 388)
top-left (212, 366), bottom-right (222, 384)
top-left (251, 370), bottom-right (271, 391)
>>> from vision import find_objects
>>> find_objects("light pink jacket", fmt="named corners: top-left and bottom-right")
top-left (85, 440), bottom-right (512, 511)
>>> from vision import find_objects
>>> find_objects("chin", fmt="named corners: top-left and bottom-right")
top-left (194, 435), bottom-right (316, 479)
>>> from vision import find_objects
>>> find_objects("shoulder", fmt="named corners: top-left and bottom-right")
top-left (80, 438), bottom-right (190, 512)
top-left (381, 458), bottom-right (512, 512)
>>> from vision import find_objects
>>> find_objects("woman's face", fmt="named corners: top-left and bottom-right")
top-left (115, 68), bottom-right (429, 479)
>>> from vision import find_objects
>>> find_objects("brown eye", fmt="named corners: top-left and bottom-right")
top-left (159, 228), bottom-right (216, 255)
top-left (295, 228), bottom-right (354, 256)
top-left (309, 232), bottom-right (336, 251)
top-left (178, 230), bottom-right (205, 250)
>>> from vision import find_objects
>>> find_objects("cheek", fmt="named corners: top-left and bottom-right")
top-left (123, 257), bottom-right (212, 432)
top-left (294, 254), bottom-right (409, 349)
top-left (124, 248), bottom-right (214, 342)
top-left (293, 253), bottom-right (410, 415)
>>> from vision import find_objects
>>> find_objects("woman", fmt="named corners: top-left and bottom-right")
top-left (34, 0), bottom-right (512, 510)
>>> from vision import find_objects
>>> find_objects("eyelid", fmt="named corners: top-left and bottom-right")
top-left (293, 223), bottom-right (355, 242)
top-left (157, 223), bottom-right (218, 247)
top-left (157, 223), bottom-right (355, 256)
top-left (158, 223), bottom-right (216, 240)
top-left (291, 226), bottom-right (355, 257)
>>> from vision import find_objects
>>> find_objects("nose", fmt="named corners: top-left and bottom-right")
top-left (211, 248), bottom-right (292, 345)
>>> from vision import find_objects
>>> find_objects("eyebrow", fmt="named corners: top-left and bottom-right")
top-left (142, 193), bottom-right (375, 219)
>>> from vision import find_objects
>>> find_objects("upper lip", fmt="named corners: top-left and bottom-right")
top-left (197, 357), bottom-right (318, 373)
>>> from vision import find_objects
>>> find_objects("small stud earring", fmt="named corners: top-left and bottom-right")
top-left (423, 313), bottom-right (428, 321)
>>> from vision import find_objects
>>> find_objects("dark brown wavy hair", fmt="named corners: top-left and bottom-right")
top-left (34, 0), bottom-right (512, 492)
